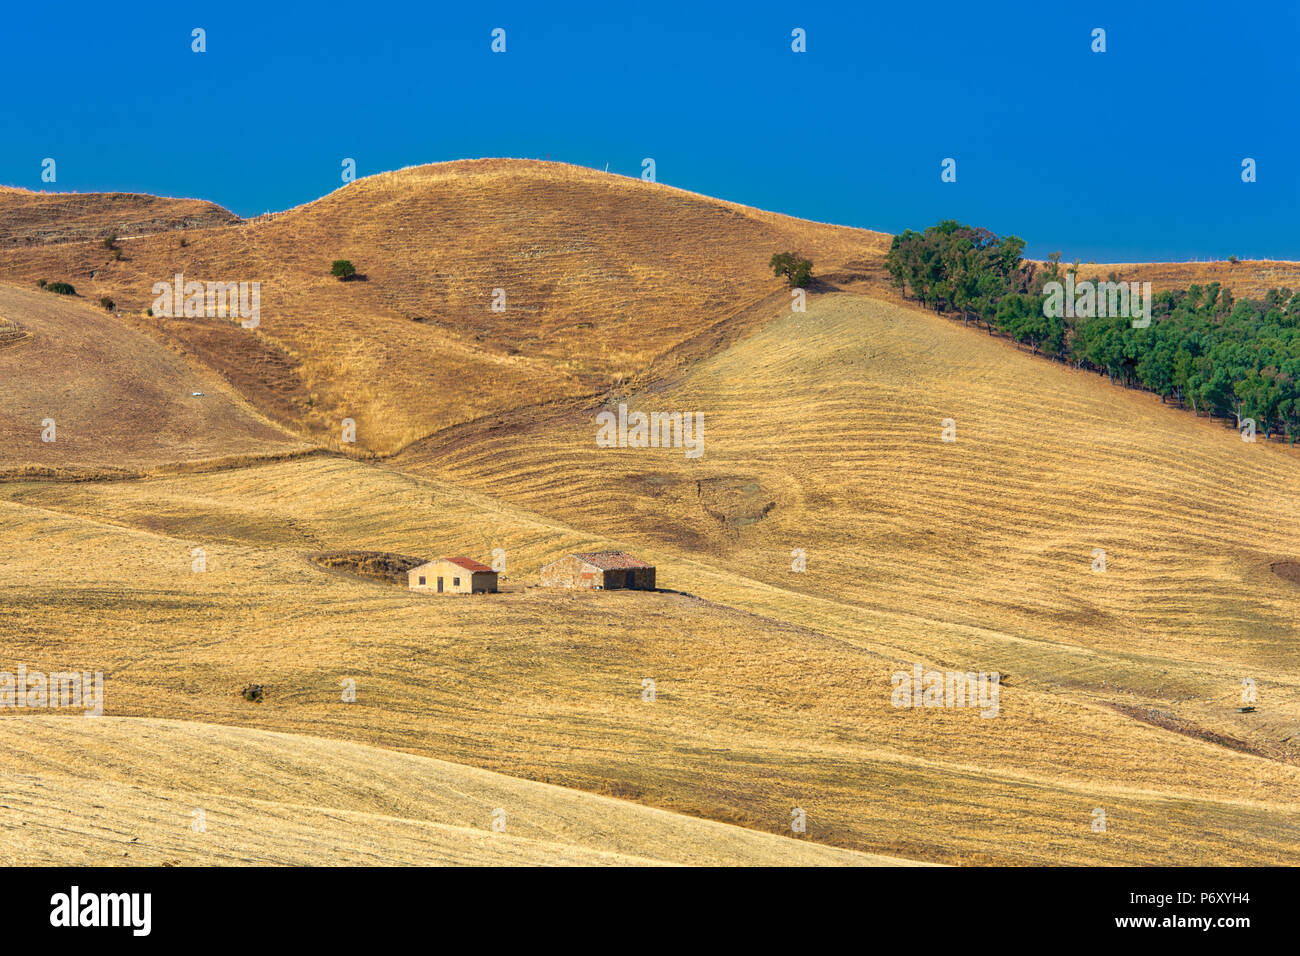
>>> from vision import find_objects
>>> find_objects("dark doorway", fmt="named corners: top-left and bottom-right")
top-left (437, 577), bottom-right (444, 593)
top-left (625, 571), bottom-right (635, 588)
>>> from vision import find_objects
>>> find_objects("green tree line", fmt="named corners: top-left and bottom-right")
top-left (885, 220), bottom-right (1300, 442)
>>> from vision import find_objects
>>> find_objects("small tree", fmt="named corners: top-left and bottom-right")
top-left (100, 296), bottom-right (115, 311)
top-left (102, 233), bottom-right (117, 250)
top-left (331, 259), bottom-right (357, 281)
top-left (770, 251), bottom-right (813, 288)
top-left (45, 281), bottom-right (76, 295)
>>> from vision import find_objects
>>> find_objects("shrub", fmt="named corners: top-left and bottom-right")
top-left (1228, 255), bottom-right (1239, 265)
top-left (102, 233), bottom-right (117, 249)
top-left (241, 684), bottom-right (264, 703)
top-left (331, 259), bottom-right (357, 281)
top-left (36, 279), bottom-right (47, 289)
top-left (100, 296), bottom-right (115, 310)
top-left (770, 251), bottom-right (813, 288)
top-left (44, 281), bottom-right (76, 295)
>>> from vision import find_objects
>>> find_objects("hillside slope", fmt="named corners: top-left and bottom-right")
top-left (3, 444), bottom-right (1297, 865)
top-left (0, 160), bottom-right (890, 454)
top-left (0, 186), bottom-right (238, 246)
top-left (0, 284), bottom-right (310, 475)
top-left (1072, 259), bottom-right (1300, 298)
top-left (395, 291), bottom-right (1300, 772)
top-left (4, 164), bottom-right (1298, 867)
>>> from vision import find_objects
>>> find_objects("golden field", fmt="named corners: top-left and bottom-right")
top-left (0, 718), bottom-right (901, 866)
top-left (0, 161), bottom-right (1297, 866)
top-left (0, 160), bottom-right (889, 455)
top-left (0, 185), bottom-right (236, 248)
top-left (1066, 259), bottom-right (1300, 299)
top-left (0, 284), bottom-right (308, 476)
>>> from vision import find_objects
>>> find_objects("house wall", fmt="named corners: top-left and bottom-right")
top-left (408, 564), bottom-right (436, 591)
top-left (601, 567), bottom-right (656, 590)
top-left (409, 561), bottom-right (498, 594)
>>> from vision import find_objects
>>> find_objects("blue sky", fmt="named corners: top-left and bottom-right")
top-left (3, 0), bottom-right (1296, 261)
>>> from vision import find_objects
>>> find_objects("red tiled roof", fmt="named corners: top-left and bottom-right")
top-left (572, 551), bottom-right (654, 571)
top-left (440, 556), bottom-right (494, 573)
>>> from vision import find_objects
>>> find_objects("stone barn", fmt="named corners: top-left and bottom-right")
top-left (408, 557), bottom-right (498, 594)
top-left (540, 551), bottom-right (655, 590)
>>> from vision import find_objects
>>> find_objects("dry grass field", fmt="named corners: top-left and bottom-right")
top-left (0, 718), bottom-right (902, 866)
top-left (0, 160), bottom-right (890, 454)
top-left (0, 284), bottom-right (309, 476)
top-left (0, 186), bottom-right (237, 247)
top-left (1, 161), bottom-right (1297, 866)
top-left (3, 451), bottom-right (1298, 865)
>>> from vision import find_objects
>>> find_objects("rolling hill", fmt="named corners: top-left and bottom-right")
top-left (0, 186), bottom-right (238, 247)
top-left (0, 160), bottom-right (890, 455)
top-left (0, 283), bottom-right (310, 476)
top-left (1, 160), bottom-right (1297, 866)
top-left (1069, 258), bottom-right (1300, 298)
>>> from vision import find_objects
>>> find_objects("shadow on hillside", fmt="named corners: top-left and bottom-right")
top-left (809, 270), bottom-right (880, 293)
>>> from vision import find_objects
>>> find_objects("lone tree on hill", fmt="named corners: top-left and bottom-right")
top-left (331, 259), bottom-right (358, 281)
top-left (770, 251), bottom-right (813, 288)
